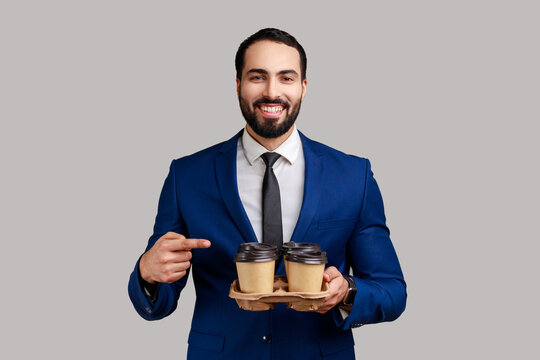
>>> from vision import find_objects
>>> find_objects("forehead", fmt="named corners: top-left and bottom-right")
top-left (243, 40), bottom-right (301, 74)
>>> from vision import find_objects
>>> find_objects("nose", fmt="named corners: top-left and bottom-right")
top-left (262, 78), bottom-right (279, 100)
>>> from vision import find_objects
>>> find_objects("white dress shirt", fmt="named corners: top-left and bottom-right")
top-left (236, 126), bottom-right (304, 243)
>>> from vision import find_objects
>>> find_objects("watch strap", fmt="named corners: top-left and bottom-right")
top-left (341, 275), bottom-right (357, 306)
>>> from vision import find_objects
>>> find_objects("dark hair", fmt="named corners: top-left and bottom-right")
top-left (235, 28), bottom-right (307, 80)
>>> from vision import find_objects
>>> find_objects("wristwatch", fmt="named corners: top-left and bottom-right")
top-left (341, 275), bottom-right (357, 306)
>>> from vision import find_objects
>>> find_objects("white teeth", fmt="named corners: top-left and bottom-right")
top-left (260, 106), bottom-right (283, 113)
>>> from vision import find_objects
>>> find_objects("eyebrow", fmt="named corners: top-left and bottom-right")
top-left (246, 68), bottom-right (299, 77)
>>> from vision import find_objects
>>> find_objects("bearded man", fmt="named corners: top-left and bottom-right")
top-left (128, 28), bottom-right (406, 360)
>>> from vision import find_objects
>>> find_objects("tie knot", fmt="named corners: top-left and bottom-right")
top-left (261, 152), bottom-right (281, 168)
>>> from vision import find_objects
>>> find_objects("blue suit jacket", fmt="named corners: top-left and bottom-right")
top-left (128, 130), bottom-right (406, 359)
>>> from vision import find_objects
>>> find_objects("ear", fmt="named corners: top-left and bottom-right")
top-left (301, 78), bottom-right (307, 101)
top-left (236, 78), bottom-right (240, 97)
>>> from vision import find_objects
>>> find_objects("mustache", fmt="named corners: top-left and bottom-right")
top-left (253, 98), bottom-right (289, 107)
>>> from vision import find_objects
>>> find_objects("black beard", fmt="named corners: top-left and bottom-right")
top-left (239, 97), bottom-right (301, 139)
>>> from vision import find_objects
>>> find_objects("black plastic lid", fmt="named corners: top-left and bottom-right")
top-left (285, 250), bottom-right (328, 265)
top-left (234, 243), bottom-right (278, 262)
top-left (281, 241), bottom-right (297, 250)
top-left (280, 242), bottom-right (320, 256)
top-left (237, 243), bottom-right (276, 252)
top-left (294, 243), bottom-right (321, 250)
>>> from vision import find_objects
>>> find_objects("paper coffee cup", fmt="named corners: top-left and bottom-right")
top-left (285, 250), bottom-right (327, 292)
top-left (234, 243), bottom-right (277, 293)
top-left (281, 242), bottom-right (321, 275)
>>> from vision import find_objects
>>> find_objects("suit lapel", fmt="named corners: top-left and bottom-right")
top-left (215, 130), bottom-right (323, 261)
top-left (290, 132), bottom-right (323, 244)
top-left (215, 130), bottom-right (258, 243)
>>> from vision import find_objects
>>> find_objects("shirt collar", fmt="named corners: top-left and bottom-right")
top-left (241, 125), bottom-right (301, 166)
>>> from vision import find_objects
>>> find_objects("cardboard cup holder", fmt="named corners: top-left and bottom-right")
top-left (229, 275), bottom-right (330, 311)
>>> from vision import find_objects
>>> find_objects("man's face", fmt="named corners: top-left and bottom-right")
top-left (237, 40), bottom-right (307, 139)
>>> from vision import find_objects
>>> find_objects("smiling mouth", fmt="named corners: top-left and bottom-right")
top-left (257, 104), bottom-right (285, 118)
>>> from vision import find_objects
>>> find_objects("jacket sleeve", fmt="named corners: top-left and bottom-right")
top-left (332, 159), bottom-right (407, 330)
top-left (128, 160), bottom-right (190, 321)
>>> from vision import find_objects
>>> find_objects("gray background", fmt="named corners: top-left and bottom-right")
top-left (1, 0), bottom-right (538, 358)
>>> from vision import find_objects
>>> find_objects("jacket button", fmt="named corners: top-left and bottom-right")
top-left (262, 335), bottom-right (272, 344)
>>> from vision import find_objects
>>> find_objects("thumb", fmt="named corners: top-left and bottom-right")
top-left (323, 266), bottom-right (341, 282)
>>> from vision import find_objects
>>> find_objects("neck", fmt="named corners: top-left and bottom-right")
top-left (245, 125), bottom-right (295, 151)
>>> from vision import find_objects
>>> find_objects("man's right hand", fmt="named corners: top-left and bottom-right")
top-left (139, 232), bottom-right (211, 284)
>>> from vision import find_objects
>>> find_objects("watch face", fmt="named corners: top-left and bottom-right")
top-left (344, 292), bottom-right (352, 305)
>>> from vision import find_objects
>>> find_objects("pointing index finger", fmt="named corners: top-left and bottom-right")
top-left (162, 232), bottom-right (186, 240)
top-left (173, 238), bottom-right (211, 251)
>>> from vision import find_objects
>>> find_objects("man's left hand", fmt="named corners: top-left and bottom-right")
top-left (316, 266), bottom-right (349, 314)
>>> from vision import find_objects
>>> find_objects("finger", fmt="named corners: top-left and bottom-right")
top-left (169, 238), bottom-right (211, 251)
top-left (324, 266), bottom-right (341, 281)
top-left (316, 301), bottom-right (330, 313)
top-left (173, 270), bottom-right (187, 280)
top-left (317, 306), bottom-right (331, 314)
top-left (160, 250), bottom-right (192, 264)
top-left (316, 287), bottom-right (343, 313)
top-left (162, 232), bottom-right (186, 240)
top-left (162, 270), bottom-right (187, 283)
top-left (316, 298), bottom-right (340, 314)
top-left (167, 261), bottom-right (191, 272)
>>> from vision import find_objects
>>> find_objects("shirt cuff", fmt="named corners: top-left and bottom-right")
top-left (339, 307), bottom-right (350, 320)
top-left (137, 264), bottom-right (159, 303)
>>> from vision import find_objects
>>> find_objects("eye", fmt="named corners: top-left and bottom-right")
top-left (250, 75), bottom-right (264, 81)
top-left (281, 76), bottom-right (294, 82)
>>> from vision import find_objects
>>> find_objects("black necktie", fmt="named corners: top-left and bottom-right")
top-left (261, 152), bottom-right (283, 252)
